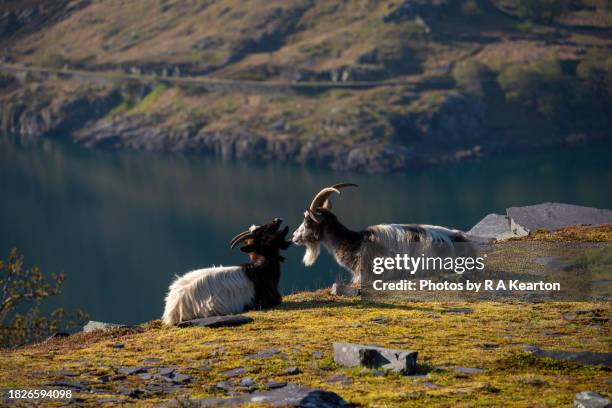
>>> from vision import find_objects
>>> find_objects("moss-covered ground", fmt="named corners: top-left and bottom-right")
top-left (1, 291), bottom-right (610, 407)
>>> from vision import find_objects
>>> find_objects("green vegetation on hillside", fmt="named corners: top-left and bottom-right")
top-left (1, 0), bottom-right (611, 172)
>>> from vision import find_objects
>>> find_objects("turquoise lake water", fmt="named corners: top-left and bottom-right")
top-left (1, 137), bottom-right (611, 324)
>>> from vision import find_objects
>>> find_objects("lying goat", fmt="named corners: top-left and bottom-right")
top-left (162, 218), bottom-right (291, 325)
top-left (292, 184), bottom-right (474, 284)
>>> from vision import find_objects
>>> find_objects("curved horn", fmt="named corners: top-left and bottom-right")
top-left (309, 183), bottom-right (358, 210)
top-left (229, 230), bottom-right (253, 249)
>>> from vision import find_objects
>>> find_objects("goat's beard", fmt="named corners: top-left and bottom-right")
top-left (302, 242), bottom-right (320, 266)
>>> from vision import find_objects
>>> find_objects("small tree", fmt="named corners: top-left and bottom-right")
top-left (0, 248), bottom-right (87, 348)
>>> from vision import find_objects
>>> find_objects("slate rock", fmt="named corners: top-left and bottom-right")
top-left (111, 343), bottom-right (124, 349)
top-left (266, 380), bottom-right (287, 389)
top-left (216, 381), bottom-right (234, 391)
top-left (507, 203), bottom-right (612, 233)
top-left (118, 366), bottom-right (150, 376)
top-left (157, 367), bottom-right (175, 376)
top-left (83, 320), bottom-right (125, 333)
top-left (197, 383), bottom-right (351, 407)
top-left (117, 388), bottom-right (147, 398)
top-left (283, 367), bottom-right (301, 376)
top-left (421, 381), bottom-right (440, 389)
top-left (330, 283), bottom-right (360, 297)
top-left (247, 349), bottom-right (281, 360)
top-left (523, 346), bottom-right (612, 366)
top-left (574, 391), bottom-right (611, 408)
top-left (48, 380), bottom-right (91, 391)
top-left (221, 367), bottom-right (246, 378)
top-left (453, 367), bottom-right (484, 374)
top-left (239, 377), bottom-right (255, 387)
top-left (467, 213), bottom-right (524, 241)
top-left (333, 342), bottom-right (418, 375)
top-left (177, 315), bottom-right (254, 328)
top-left (370, 316), bottom-right (389, 324)
top-left (161, 372), bottom-right (193, 384)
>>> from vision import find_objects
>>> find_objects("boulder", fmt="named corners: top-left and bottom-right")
top-left (176, 315), bottom-right (253, 328)
top-left (467, 213), bottom-right (526, 241)
top-left (83, 321), bottom-right (126, 333)
top-left (333, 342), bottom-right (418, 375)
top-left (523, 346), bottom-right (611, 366)
top-left (196, 383), bottom-right (351, 407)
top-left (574, 391), bottom-right (611, 408)
top-left (507, 203), bottom-right (612, 233)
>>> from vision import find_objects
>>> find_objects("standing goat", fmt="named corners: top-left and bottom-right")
top-left (292, 184), bottom-right (474, 284)
top-left (162, 218), bottom-right (291, 325)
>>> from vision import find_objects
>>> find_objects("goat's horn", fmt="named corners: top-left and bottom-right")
top-left (309, 183), bottom-right (358, 210)
top-left (230, 230), bottom-right (253, 249)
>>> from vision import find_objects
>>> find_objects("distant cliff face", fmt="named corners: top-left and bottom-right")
top-left (0, 0), bottom-right (610, 172)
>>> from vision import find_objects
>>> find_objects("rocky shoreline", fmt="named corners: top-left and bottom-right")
top-left (1, 73), bottom-right (606, 173)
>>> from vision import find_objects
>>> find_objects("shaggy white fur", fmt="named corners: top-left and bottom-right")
top-left (162, 266), bottom-right (254, 325)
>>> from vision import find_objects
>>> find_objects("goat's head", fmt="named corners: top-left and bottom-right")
top-left (230, 218), bottom-right (291, 262)
top-left (292, 183), bottom-right (357, 266)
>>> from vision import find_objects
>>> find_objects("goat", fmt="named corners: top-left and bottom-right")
top-left (162, 218), bottom-right (291, 325)
top-left (292, 184), bottom-right (475, 285)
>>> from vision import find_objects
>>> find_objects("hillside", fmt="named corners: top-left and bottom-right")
top-left (1, 225), bottom-right (611, 406)
top-left (1, 0), bottom-right (611, 172)
top-left (1, 293), bottom-right (610, 406)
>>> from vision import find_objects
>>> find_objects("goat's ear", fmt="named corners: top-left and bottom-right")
top-left (306, 209), bottom-right (322, 224)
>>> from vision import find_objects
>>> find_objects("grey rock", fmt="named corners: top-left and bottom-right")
top-left (507, 203), bottom-right (612, 233)
top-left (266, 380), bottom-right (287, 389)
top-left (333, 342), bottom-right (418, 375)
top-left (48, 380), bottom-right (90, 391)
top-left (118, 366), bottom-right (150, 376)
top-left (247, 349), bottom-right (281, 360)
top-left (83, 320), bottom-right (125, 333)
top-left (221, 367), bottom-right (246, 378)
top-left (422, 381), bottom-right (440, 389)
top-left (330, 283), bottom-right (360, 297)
top-left (467, 213), bottom-right (525, 241)
top-left (161, 372), bottom-right (192, 384)
top-left (111, 343), bottom-right (125, 349)
top-left (453, 367), bottom-right (484, 374)
top-left (157, 367), bottom-right (175, 376)
top-left (197, 383), bottom-right (351, 407)
top-left (574, 391), bottom-right (611, 408)
top-left (176, 315), bottom-right (254, 328)
top-left (311, 351), bottom-right (324, 358)
top-left (523, 346), bottom-right (611, 366)
top-left (283, 367), bottom-right (301, 376)
top-left (216, 381), bottom-right (234, 391)
top-left (239, 377), bottom-right (256, 387)
top-left (117, 388), bottom-right (147, 398)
